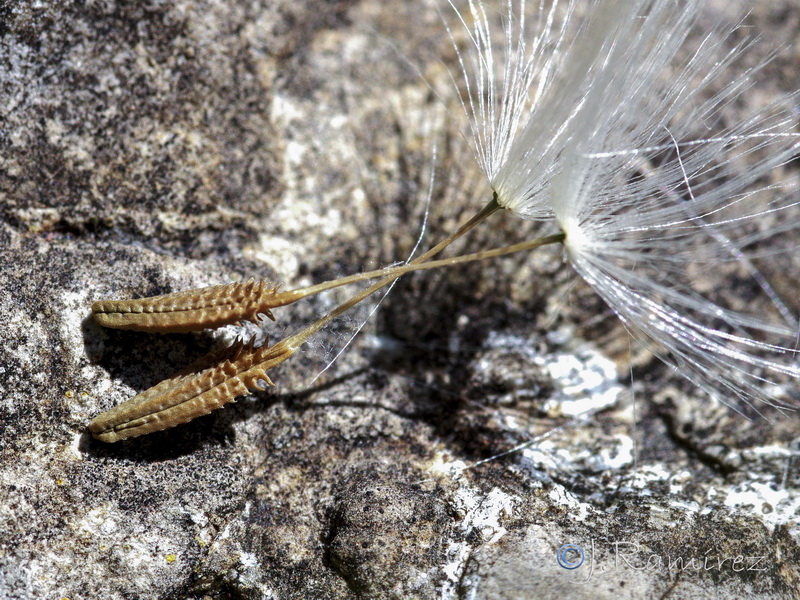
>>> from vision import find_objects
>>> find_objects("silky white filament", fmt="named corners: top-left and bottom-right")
top-left (448, 0), bottom-right (800, 415)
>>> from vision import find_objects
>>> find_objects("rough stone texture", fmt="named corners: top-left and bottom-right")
top-left (1, 1), bottom-right (800, 599)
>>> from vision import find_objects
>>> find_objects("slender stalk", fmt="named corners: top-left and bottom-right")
top-left (370, 231), bottom-right (565, 277)
top-left (292, 230), bottom-right (566, 300)
top-left (283, 229), bottom-right (564, 352)
top-left (270, 196), bottom-right (502, 307)
top-left (277, 197), bottom-right (499, 348)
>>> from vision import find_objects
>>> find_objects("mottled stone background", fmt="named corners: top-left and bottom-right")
top-left (1, 1), bottom-right (799, 598)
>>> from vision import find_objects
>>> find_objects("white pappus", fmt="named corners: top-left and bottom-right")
top-left (446, 0), bottom-right (800, 416)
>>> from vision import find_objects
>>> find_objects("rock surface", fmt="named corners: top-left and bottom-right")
top-left (1, 1), bottom-right (800, 599)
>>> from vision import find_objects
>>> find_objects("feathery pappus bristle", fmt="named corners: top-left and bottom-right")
top-left (448, 0), bottom-right (800, 414)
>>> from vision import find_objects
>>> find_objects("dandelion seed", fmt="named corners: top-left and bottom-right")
top-left (89, 0), bottom-right (800, 440)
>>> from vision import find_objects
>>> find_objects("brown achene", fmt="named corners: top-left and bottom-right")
top-left (89, 197), bottom-right (565, 442)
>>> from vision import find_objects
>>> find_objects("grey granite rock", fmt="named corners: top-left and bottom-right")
top-left (2, 1), bottom-right (800, 599)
